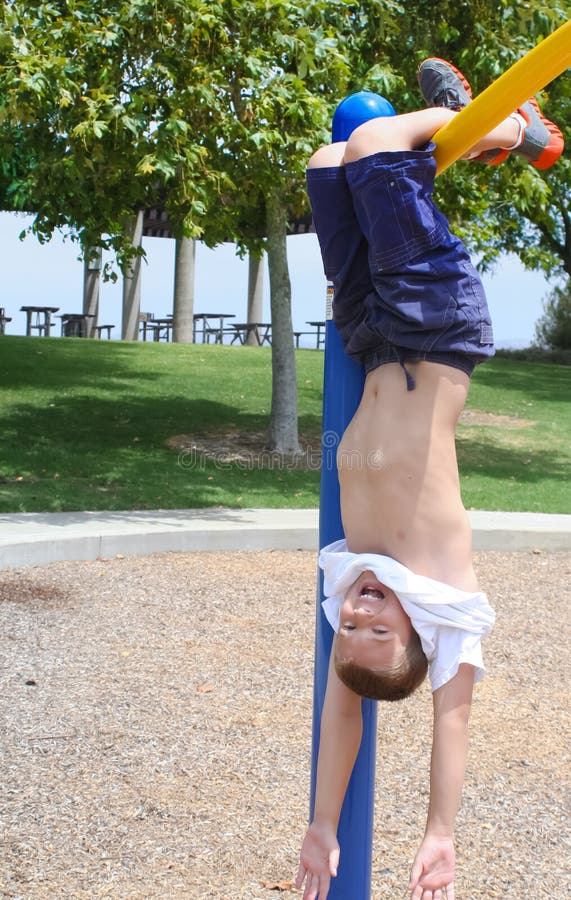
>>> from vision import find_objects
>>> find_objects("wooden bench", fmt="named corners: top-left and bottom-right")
top-left (95, 325), bottom-right (115, 339)
top-left (293, 331), bottom-right (315, 348)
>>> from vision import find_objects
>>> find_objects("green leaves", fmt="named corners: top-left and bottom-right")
top-left (1, 0), bottom-right (569, 279)
top-left (534, 280), bottom-right (571, 349)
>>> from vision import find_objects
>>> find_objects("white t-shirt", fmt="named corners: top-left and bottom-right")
top-left (320, 540), bottom-right (495, 692)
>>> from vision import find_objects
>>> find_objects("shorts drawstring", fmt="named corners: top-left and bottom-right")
top-left (395, 348), bottom-right (416, 391)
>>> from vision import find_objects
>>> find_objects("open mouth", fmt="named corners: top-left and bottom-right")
top-left (359, 584), bottom-right (385, 601)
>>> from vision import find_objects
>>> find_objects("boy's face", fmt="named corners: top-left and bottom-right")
top-left (336, 570), bottom-right (413, 670)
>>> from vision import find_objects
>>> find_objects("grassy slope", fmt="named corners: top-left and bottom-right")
top-left (0, 336), bottom-right (568, 513)
top-left (459, 357), bottom-right (570, 512)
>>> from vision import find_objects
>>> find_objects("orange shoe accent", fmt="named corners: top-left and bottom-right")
top-left (521, 97), bottom-right (565, 170)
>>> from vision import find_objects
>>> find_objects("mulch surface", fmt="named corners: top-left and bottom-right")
top-left (1, 549), bottom-right (569, 899)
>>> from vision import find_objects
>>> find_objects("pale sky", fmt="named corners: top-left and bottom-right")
top-left (0, 211), bottom-right (553, 348)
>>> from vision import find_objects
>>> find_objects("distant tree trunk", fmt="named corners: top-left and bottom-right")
top-left (173, 237), bottom-right (196, 342)
top-left (247, 252), bottom-right (264, 346)
top-left (83, 246), bottom-right (102, 338)
top-left (121, 209), bottom-right (144, 340)
top-left (265, 191), bottom-right (301, 454)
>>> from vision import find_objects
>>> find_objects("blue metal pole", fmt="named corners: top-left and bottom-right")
top-left (310, 315), bottom-right (375, 899)
top-left (309, 93), bottom-right (396, 899)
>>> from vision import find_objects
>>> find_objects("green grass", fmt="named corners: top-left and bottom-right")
top-left (0, 335), bottom-right (569, 513)
top-left (458, 357), bottom-right (570, 513)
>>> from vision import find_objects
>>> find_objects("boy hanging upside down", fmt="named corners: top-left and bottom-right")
top-left (296, 58), bottom-right (564, 900)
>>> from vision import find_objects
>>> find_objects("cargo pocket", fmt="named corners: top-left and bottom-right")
top-left (370, 170), bottom-right (448, 272)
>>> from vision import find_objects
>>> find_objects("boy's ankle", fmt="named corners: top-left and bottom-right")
top-left (500, 112), bottom-right (527, 151)
top-left (468, 104), bottom-right (563, 169)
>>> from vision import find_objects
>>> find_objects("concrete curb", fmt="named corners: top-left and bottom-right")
top-left (0, 508), bottom-right (569, 569)
top-left (0, 509), bottom-right (319, 568)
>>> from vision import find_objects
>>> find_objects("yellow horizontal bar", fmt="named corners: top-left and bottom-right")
top-left (433, 18), bottom-right (571, 175)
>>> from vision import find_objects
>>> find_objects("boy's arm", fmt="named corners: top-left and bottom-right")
top-left (296, 638), bottom-right (363, 900)
top-left (409, 663), bottom-right (474, 900)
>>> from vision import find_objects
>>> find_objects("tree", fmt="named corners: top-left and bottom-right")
top-left (2, 0), bottom-right (568, 452)
top-left (534, 279), bottom-right (571, 349)
top-left (0, 0), bottom-right (403, 452)
top-left (0, 1), bottom-right (229, 266)
top-left (194, 0), bottom-right (405, 451)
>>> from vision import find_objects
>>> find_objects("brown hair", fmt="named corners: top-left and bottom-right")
top-left (334, 629), bottom-right (428, 702)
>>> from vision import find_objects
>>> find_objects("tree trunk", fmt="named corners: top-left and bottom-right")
top-left (121, 209), bottom-right (144, 340)
top-left (265, 192), bottom-right (301, 453)
top-left (173, 237), bottom-right (196, 342)
top-left (247, 252), bottom-right (264, 345)
top-left (83, 246), bottom-right (102, 338)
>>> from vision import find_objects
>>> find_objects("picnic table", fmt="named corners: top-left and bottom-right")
top-left (306, 321), bottom-right (326, 348)
top-left (20, 305), bottom-right (60, 336)
top-left (230, 322), bottom-right (272, 346)
top-left (138, 312), bottom-right (156, 341)
top-left (193, 313), bottom-right (236, 344)
top-left (59, 313), bottom-right (95, 338)
top-left (145, 317), bottom-right (173, 342)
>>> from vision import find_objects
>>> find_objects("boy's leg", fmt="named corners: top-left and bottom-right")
top-left (341, 112), bottom-right (455, 275)
top-left (343, 103), bottom-right (521, 163)
top-left (338, 113), bottom-right (494, 370)
top-left (343, 107), bottom-right (456, 160)
top-left (306, 144), bottom-right (375, 349)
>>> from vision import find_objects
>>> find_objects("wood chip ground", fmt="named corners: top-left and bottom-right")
top-left (1, 550), bottom-right (569, 899)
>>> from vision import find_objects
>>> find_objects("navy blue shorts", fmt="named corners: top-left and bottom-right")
top-left (306, 144), bottom-right (494, 381)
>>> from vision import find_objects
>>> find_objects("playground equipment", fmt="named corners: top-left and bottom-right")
top-left (332, 91), bottom-right (396, 142)
top-left (312, 19), bottom-right (571, 900)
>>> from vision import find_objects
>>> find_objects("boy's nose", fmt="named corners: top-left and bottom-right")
top-left (354, 605), bottom-right (373, 618)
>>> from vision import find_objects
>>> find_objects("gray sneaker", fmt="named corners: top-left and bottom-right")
top-left (511, 98), bottom-right (564, 170)
top-left (417, 57), bottom-right (472, 111)
top-left (474, 98), bottom-right (564, 169)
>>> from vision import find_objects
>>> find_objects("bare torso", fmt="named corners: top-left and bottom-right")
top-left (338, 361), bottom-right (479, 591)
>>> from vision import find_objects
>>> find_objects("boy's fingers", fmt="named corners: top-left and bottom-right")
top-left (315, 873), bottom-right (330, 900)
top-left (408, 864), bottom-right (421, 892)
top-left (294, 863), bottom-right (306, 889)
top-left (304, 872), bottom-right (320, 900)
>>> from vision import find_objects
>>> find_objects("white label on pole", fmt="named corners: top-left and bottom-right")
top-left (325, 282), bottom-right (334, 321)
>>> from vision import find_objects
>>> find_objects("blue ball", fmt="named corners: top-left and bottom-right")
top-left (332, 92), bottom-right (396, 142)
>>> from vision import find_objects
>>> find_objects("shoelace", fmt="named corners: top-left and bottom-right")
top-left (433, 88), bottom-right (465, 112)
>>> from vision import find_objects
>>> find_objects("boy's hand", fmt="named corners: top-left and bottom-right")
top-left (295, 822), bottom-right (340, 900)
top-left (408, 834), bottom-right (455, 900)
